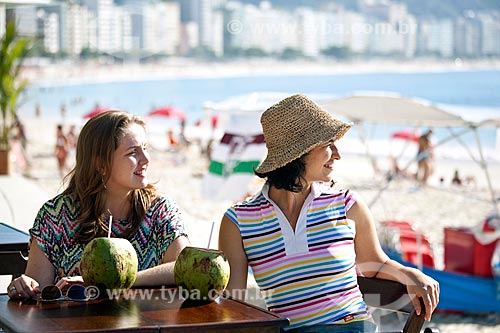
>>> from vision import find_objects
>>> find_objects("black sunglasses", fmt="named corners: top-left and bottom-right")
top-left (38, 284), bottom-right (89, 302)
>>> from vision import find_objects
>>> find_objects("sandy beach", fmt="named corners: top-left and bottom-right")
top-left (6, 113), bottom-right (498, 332)
top-left (22, 58), bottom-right (500, 85)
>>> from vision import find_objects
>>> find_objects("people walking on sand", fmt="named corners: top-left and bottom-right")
top-left (167, 129), bottom-right (180, 151)
top-left (35, 103), bottom-right (41, 118)
top-left (55, 124), bottom-right (69, 177)
top-left (66, 125), bottom-right (78, 164)
top-left (12, 116), bottom-right (27, 151)
top-left (219, 94), bottom-right (439, 332)
top-left (179, 119), bottom-right (190, 148)
top-left (7, 110), bottom-right (189, 299)
top-left (60, 103), bottom-right (67, 120)
top-left (415, 129), bottom-right (434, 186)
top-left (67, 125), bottom-right (77, 149)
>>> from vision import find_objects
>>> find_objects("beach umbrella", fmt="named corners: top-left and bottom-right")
top-left (391, 129), bottom-right (420, 142)
top-left (148, 107), bottom-right (186, 121)
top-left (83, 107), bottom-right (111, 119)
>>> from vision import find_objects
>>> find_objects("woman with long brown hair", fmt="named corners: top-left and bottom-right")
top-left (8, 111), bottom-right (189, 298)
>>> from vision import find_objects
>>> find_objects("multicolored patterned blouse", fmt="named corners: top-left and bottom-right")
top-left (30, 194), bottom-right (187, 282)
top-left (225, 183), bottom-right (370, 329)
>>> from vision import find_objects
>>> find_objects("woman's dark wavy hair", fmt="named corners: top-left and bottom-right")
top-left (254, 155), bottom-right (307, 193)
top-left (62, 110), bottom-right (157, 243)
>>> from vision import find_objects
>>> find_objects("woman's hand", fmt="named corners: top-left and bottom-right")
top-left (55, 276), bottom-right (85, 290)
top-left (7, 274), bottom-right (40, 299)
top-left (405, 269), bottom-right (440, 321)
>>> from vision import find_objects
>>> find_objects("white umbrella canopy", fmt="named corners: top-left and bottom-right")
top-left (321, 93), bottom-right (500, 213)
top-left (320, 92), bottom-right (470, 127)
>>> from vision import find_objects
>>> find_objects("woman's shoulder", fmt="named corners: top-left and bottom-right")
top-left (39, 193), bottom-right (78, 214)
top-left (316, 184), bottom-right (355, 198)
top-left (233, 191), bottom-right (266, 208)
top-left (150, 194), bottom-right (177, 209)
top-left (146, 194), bottom-right (181, 218)
top-left (35, 193), bottom-right (79, 230)
top-left (316, 186), bottom-right (359, 206)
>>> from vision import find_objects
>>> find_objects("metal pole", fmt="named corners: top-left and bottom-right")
top-left (472, 127), bottom-right (499, 215)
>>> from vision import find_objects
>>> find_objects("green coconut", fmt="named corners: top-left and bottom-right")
top-left (174, 247), bottom-right (230, 301)
top-left (80, 237), bottom-right (138, 291)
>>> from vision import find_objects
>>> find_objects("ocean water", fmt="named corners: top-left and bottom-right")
top-left (19, 69), bottom-right (500, 160)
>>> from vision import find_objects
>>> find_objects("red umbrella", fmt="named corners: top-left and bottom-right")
top-left (83, 107), bottom-right (111, 119)
top-left (148, 107), bottom-right (186, 121)
top-left (391, 130), bottom-right (420, 142)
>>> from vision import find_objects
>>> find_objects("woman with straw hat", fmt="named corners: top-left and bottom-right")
top-left (219, 94), bottom-right (439, 332)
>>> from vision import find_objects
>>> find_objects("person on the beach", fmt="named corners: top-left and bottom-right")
top-left (219, 94), bottom-right (439, 332)
top-left (66, 124), bottom-right (78, 165)
top-left (7, 111), bottom-right (189, 299)
top-left (167, 129), bottom-right (179, 150)
top-left (415, 129), bottom-right (434, 185)
top-left (55, 124), bottom-right (69, 177)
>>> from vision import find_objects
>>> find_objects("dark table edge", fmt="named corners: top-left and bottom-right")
top-left (0, 294), bottom-right (290, 333)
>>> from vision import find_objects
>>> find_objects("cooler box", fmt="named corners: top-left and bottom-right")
top-left (380, 221), bottom-right (435, 268)
top-left (444, 227), bottom-right (499, 277)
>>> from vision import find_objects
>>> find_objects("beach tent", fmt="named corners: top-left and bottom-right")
top-left (321, 92), bottom-right (500, 212)
top-left (201, 92), bottom-right (293, 201)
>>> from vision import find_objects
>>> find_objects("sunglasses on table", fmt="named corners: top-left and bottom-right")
top-left (37, 284), bottom-right (89, 302)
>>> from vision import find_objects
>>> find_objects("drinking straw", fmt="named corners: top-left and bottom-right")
top-left (207, 221), bottom-right (215, 248)
top-left (108, 215), bottom-right (112, 238)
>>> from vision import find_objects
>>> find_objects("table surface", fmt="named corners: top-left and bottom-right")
top-left (0, 288), bottom-right (289, 333)
top-left (0, 222), bottom-right (30, 252)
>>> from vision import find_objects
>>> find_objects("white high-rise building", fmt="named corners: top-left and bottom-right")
top-left (179, 21), bottom-right (199, 55)
top-left (108, 6), bottom-right (132, 53)
top-left (402, 14), bottom-right (417, 58)
top-left (296, 7), bottom-right (319, 57)
top-left (454, 15), bottom-right (481, 57)
top-left (121, 0), bottom-right (144, 50)
top-left (345, 11), bottom-right (369, 54)
top-left (43, 12), bottom-right (59, 53)
top-left (83, 0), bottom-right (114, 53)
top-left (211, 9), bottom-right (224, 57)
top-left (316, 12), bottom-right (346, 51)
top-left (67, 2), bottom-right (89, 56)
top-left (479, 13), bottom-right (500, 56)
top-left (13, 6), bottom-right (37, 37)
top-left (227, 2), bottom-right (297, 55)
top-left (143, 1), bottom-right (181, 55)
top-left (197, 0), bottom-right (224, 57)
top-left (419, 19), bottom-right (454, 58)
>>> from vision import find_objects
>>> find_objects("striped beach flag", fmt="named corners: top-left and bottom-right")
top-left (202, 114), bottom-right (266, 201)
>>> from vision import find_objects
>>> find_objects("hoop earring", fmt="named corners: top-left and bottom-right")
top-left (102, 174), bottom-right (107, 190)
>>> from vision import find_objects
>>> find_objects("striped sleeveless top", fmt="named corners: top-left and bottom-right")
top-left (225, 183), bottom-right (370, 329)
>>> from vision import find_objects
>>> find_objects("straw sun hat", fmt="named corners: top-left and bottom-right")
top-left (255, 94), bottom-right (352, 174)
